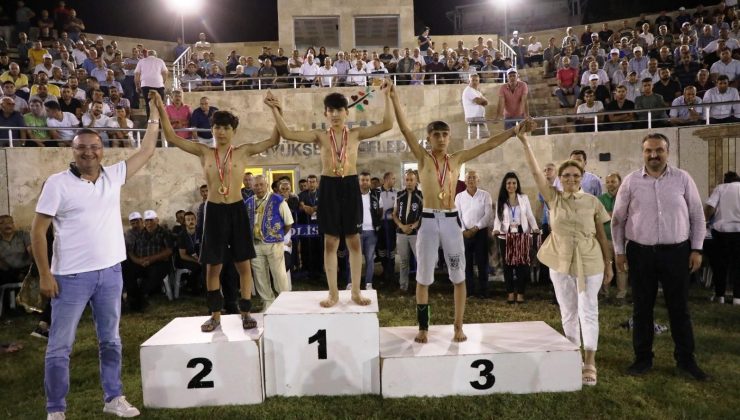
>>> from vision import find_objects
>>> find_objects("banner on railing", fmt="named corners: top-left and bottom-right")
top-left (290, 224), bottom-right (321, 238)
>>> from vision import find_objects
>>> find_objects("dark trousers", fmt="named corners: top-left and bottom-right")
top-left (497, 237), bottom-right (530, 294)
top-left (710, 230), bottom-right (740, 299)
top-left (141, 86), bottom-right (165, 118)
top-left (0, 265), bottom-right (28, 285)
top-left (219, 254), bottom-right (239, 313)
top-left (465, 230), bottom-right (490, 297)
top-left (122, 259), bottom-right (171, 309)
top-left (122, 75), bottom-right (139, 109)
top-left (176, 259), bottom-right (204, 295)
top-left (299, 234), bottom-right (323, 278)
top-left (626, 240), bottom-right (696, 364)
top-left (377, 220), bottom-right (397, 284)
top-left (538, 224), bottom-right (552, 284)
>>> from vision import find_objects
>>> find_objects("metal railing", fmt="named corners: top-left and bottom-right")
top-left (180, 70), bottom-right (511, 92)
top-left (171, 46), bottom-right (191, 91)
top-left (498, 39), bottom-right (518, 69)
top-left (466, 100), bottom-right (740, 138)
top-left (0, 126), bottom-right (214, 148)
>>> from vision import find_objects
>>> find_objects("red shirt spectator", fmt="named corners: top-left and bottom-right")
top-left (557, 66), bottom-right (579, 89)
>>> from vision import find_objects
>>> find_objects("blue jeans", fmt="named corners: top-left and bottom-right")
top-left (360, 230), bottom-right (377, 287)
top-left (46, 264), bottom-right (124, 413)
top-left (504, 117), bottom-right (524, 130)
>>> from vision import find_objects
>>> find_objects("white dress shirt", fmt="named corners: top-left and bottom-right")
top-left (706, 182), bottom-right (740, 232)
top-left (455, 188), bottom-right (493, 230)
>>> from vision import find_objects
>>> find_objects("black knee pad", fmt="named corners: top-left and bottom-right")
top-left (207, 290), bottom-right (224, 313)
top-left (238, 298), bottom-right (252, 313)
top-left (417, 304), bottom-right (430, 331)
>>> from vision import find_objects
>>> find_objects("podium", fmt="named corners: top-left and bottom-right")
top-left (140, 314), bottom-right (264, 408)
top-left (263, 290), bottom-right (380, 397)
top-left (379, 321), bottom-right (582, 397)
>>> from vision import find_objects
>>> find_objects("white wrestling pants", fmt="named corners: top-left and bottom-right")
top-left (415, 209), bottom-right (466, 286)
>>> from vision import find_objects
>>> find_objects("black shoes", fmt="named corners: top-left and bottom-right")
top-left (676, 361), bottom-right (710, 381)
top-left (627, 359), bottom-right (653, 376)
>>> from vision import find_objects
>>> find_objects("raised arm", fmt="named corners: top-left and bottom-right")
top-left (237, 125), bottom-right (281, 156)
top-left (516, 122), bottom-right (555, 203)
top-left (389, 84), bottom-right (424, 161)
top-left (125, 99), bottom-right (159, 179)
top-left (355, 79), bottom-right (394, 140)
top-left (264, 91), bottom-right (318, 144)
top-left (150, 91), bottom-right (205, 156)
top-left (454, 125), bottom-right (516, 164)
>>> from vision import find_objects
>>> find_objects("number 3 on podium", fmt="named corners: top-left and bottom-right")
top-left (308, 329), bottom-right (327, 359)
top-left (470, 359), bottom-right (495, 390)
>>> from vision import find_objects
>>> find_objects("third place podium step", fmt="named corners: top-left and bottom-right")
top-left (263, 290), bottom-right (380, 397)
top-left (380, 321), bottom-right (582, 397)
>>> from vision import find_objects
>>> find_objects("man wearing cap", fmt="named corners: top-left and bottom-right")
top-left (629, 46), bottom-right (648, 75)
top-left (575, 74), bottom-right (611, 109)
top-left (34, 53), bottom-right (58, 77)
top-left (2, 80), bottom-right (29, 114)
top-left (496, 68), bottom-right (529, 129)
top-left (604, 49), bottom-right (623, 82)
top-left (122, 209), bottom-right (173, 311)
top-left (125, 212), bottom-right (143, 249)
top-left (0, 96), bottom-right (26, 145)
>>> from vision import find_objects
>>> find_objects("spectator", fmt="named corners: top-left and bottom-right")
top-left (189, 96), bottom-right (217, 143)
top-left (674, 54), bottom-right (702, 88)
top-left (23, 98), bottom-right (49, 146)
top-left (101, 70), bottom-right (123, 96)
top-left (81, 48), bottom-right (98, 75)
top-left (629, 46), bottom-right (648, 75)
top-left (257, 58), bottom-right (278, 89)
top-left (604, 85), bottom-right (635, 131)
top-left (639, 58), bottom-right (661, 84)
top-left (48, 67), bottom-right (65, 88)
top-left (612, 133), bottom-right (709, 381)
top-left (418, 27), bottom-right (432, 52)
top-left (603, 49), bottom-right (622, 83)
top-left (165, 90), bottom-right (191, 139)
top-left (246, 175), bottom-right (293, 308)
top-left (635, 78), bottom-right (666, 127)
top-left (596, 173), bottom-right (628, 304)
top-left (479, 55), bottom-right (500, 83)
top-left (575, 87), bottom-right (604, 133)
top-left (598, 23), bottom-right (613, 44)
top-left (709, 48), bottom-right (740, 83)
top-left (377, 172), bottom-right (397, 287)
top-left (317, 57), bottom-right (338, 87)
top-left (580, 60), bottom-right (609, 87)
top-left (297, 175), bottom-right (321, 278)
top-left (555, 56), bottom-right (579, 108)
top-left (526, 36), bottom-right (544, 67)
top-left (669, 86), bottom-right (703, 126)
top-left (31, 72), bottom-right (61, 98)
top-left (576, 75), bottom-right (610, 108)
top-left (638, 23), bottom-right (655, 48)
top-left (63, 8), bottom-right (84, 42)
top-left (702, 74), bottom-right (740, 123)
top-left (34, 53), bottom-right (58, 77)
top-left (396, 49), bottom-right (416, 85)
top-left (287, 49), bottom-right (302, 85)
top-left (581, 24), bottom-right (594, 46)
top-left (29, 41), bottom-right (49, 69)
top-left (299, 54), bottom-right (320, 88)
top-left (332, 51), bottom-right (351, 86)
top-left (180, 62), bottom-right (202, 90)
top-left (2, 80), bottom-right (29, 114)
top-left (492, 171), bottom-right (538, 303)
top-left (103, 86), bottom-right (129, 117)
top-left (393, 170), bottom-right (421, 293)
top-left (122, 210), bottom-right (173, 311)
top-left (704, 171), bottom-right (740, 306)
top-left (121, 47), bottom-right (139, 107)
top-left (107, 106), bottom-right (134, 147)
top-left (693, 69), bottom-right (715, 98)
top-left (655, 46), bottom-right (674, 70)
top-left (455, 170), bottom-right (494, 299)
top-left (611, 59), bottom-right (632, 89)
top-left (71, 41), bottom-right (88, 67)
top-left (45, 100), bottom-right (80, 143)
top-left (543, 37), bottom-right (561, 77)
top-left (81, 101), bottom-right (110, 139)
top-left (458, 57), bottom-right (476, 83)
top-left (497, 69), bottom-right (529, 129)
top-left (134, 49), bottom-right (168, 118)
top-left (346, 60), bottom-right (367, 86)
top-left (0, 96), bottom-right (26, 145)
top-left (462, 73), bottom-right (488, 131)
top-left (193, 32), bottom-right (212, 57)
top-left (175, 211), bottom-right (202, 296)
top-left (0, 214), bottom-right (32, 286)
top-left (652, 68), bottom-right (682, 107)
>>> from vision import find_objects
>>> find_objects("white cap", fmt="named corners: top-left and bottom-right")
top-left (507, 68), bottom-right (518, 74)
top-left (96, 35), bottom-right (104, 41)
top-left (679, 6), bottom-right (686, 11)
top-left (128, 211), bottom-right (142, 221)
top-left (610, 48), bottom-right (620, 55)
top-left (513, 30), bottom-right (519, 35)
top-left (589, 74), bottom-right (600, 81)
top-left (43, 53), bottom-right (52, 59)
top-left (633, 46), bottom-right (643, 52)
top-left (143, 210), bottom-right (157, 220)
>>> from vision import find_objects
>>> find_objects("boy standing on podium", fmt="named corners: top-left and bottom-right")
top-left (390, 84), bottom-right (526, 343)
top-left (264, 81), bottom-right (394, 307)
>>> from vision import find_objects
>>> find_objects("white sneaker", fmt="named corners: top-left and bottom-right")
top-left (366, 283), bottom-right (373, 290)
top-left (710, 295), bottom-right (725, 304)
top-left (103, 396), bottom-right (140, 417)
top-left (48, 413), bottom-right (65, 420)
top-left (734, 298), bottom-right (740, 306)
top-left (345, 283), bottom-right (352, 290)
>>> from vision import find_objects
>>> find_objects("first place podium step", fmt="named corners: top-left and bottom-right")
top-left (140, 314), bottom-right (264, 408)
top-left (380, 321), bottom-right (582, 397)
top-left (263, 290), bottom-right (380, 397)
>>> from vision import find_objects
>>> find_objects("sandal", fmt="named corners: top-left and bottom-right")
top-left (242, 313), bottom-right (257, 329)
top-left (200, 317), bottom-right (220, 333)
top-left (582, 364), bottom-right (597, 386)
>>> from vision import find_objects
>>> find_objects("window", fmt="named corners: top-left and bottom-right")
top-left (354, 16), bottom-right (399, 49)
top-left (294, 17), bottom-right (340, 50)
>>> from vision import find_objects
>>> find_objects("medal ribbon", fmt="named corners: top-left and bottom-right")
top-left (328, 127), bottom-right (348, 175)
top-left (214, 145), bottom-right (234, 195)
top-left (428, 151), bottom-right (450, 192)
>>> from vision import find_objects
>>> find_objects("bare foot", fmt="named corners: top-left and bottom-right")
top-left (351, 291), bottom-right (371, 306)
top-left (414, 330), bottom-right (428, 343)
top-left (453, 325), bottom-right (467, 342)
top-left (320, 292), bottom-right (339, 308)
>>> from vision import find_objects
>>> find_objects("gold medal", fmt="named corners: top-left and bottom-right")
top-left (328, 127), bottom-right (348, 177)
top-left (438, 191), bottom-right (446, 200)
top-left (214, 145), bottom-right (234, 197)
top-left (218, 185), bottom-right (228, 195)
top-left (428, 151), bottom-right (450, 202)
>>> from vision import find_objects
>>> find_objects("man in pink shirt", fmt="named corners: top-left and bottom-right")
top-left (165, 90), bottom-right (191, 139)
top-left (496, 68), bottom-right (529, 129)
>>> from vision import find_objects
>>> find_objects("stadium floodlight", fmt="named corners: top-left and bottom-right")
top-left (164, 0), bottom-right (204, 42)
top-left (488, 0), bottom-right (509, 40)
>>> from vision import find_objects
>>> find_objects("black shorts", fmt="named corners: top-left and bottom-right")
top-left (318, 175), bottom-right (362, 237)
top-left (200, 201), bottom-right (256, 265)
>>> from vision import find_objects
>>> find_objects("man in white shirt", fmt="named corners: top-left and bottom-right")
top-left (81, 101), bottom-right (111, 143)
top-left (134, 49), bottom-right (168, 117)
top-left (317, 57), bottom-right (338, 87)
top-left (580, 60), bottom-right (610, 86)
top-left (639, 58), bottom-right (661, 84)
top-left (576, 84), bottom-right (605, 132)
top-left (703, 74), bottom-right (740, 123)
top-left (346, 60), bottom-right (368, 86)
top-left (670, 86), bottom-right (704, 126)
top-left (704, 171), bottom-right (740, 305)
top-left (299, 54), bottom-right (320, 87)
top-left (455, 170), bottom-right (492, 299)
top-left (709, 47), bottom-right (740, 83)
top-left (45, 101), bottom-right (80, 144)
top-left (462, 73), bottom-right (488, 136)
top-left (193, 32), bottom-right (212, 57)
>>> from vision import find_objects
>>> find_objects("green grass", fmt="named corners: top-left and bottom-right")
top-left (1, 277), bottom-right (738, 420)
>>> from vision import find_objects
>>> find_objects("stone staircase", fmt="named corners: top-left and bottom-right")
top-left (515, 66), bottom-right (574, 135)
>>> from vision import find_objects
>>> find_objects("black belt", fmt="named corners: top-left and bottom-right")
top-left (422, 211), bottom-right (458, 218)
top-left (629, 240), bottom-right (689, 250)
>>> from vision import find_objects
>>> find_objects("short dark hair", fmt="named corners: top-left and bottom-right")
top-left (323, 92), bottom-right (349, 111)
top-left (641, 77), bottom-right (654, 83)
top-left (210, 110), bottom-right (239, 129)
top-left (371, 177), bottom-right (380, 183)
top-left (74, 128), bottom-right (104, 144)
top-left (184, 211), bottom-right (196, 218)
top-left (581, 88), bottom-right (594, 96)
top-left (642, 132), bottom-right (670, 150)
top-left (307, 174), bottom-right (318, 180)
top-left (426, 120), bottom-right (450, 133)
top-left (176, 210), bottom-right (185, 215)
top-left (570, 149), bottom-right (587, 161)
top-left (44, 101), bottom-right (61, 110)
top-left (298, 178), bottom-right (307, 184)
top-left (724, 171), bottom-right (740, 183)
top-left (2, 80), bottom-right (14, 87)
top-left (360, 171), bottom-right (371, 177)
top-left (717, 74), bottom-right (730, 82)
top-left (200, 184), bottom-right (207, 189)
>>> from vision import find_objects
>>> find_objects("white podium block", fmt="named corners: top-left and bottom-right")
top-left (380, 321), bottom-right (582, 397)
top-left (263, 290), bottom-right (380, 397)
top-left (140, 314), bottom-right (264, 408)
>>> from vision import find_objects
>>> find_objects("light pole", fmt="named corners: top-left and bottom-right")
top-left (165, 0), bottom-right (203, 43)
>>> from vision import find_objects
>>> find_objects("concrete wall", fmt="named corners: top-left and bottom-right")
top-left (2, 83), bottom-right (736, 229)
top-left (276, 0), bottom-right (415, 52)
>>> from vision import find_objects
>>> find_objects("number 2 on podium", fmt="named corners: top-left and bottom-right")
top-left (308, 329), bottom-right (327, 359)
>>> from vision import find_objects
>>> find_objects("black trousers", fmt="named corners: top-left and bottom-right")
top-left (626, 240), bottom-right (696, 364)
top-left (464, 230), bottom-right (489, 297)
top-left (377, 220), bottom-right (397, 283)
top-left (176, 259), bottom-right (204, 295)
top-left (141, 86), bottom-right (165, 118)
top-left (299, 235), bottom-right (323, 277)
top-left (710, 230), bottom-right (740, 299)
top-left (122, 259), bottom-right (171, 309)
top-left (497, 237), bottom-right (530, 294)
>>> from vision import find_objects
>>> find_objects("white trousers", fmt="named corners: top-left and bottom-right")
top-left (396, 233), bottom-right (417, 290)
top-left (252, 241), bottom-right (291, 308)
top-left (549, 269), bottom-right (602, 351)
top-left (416, 211), bottom-right (465, 286)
